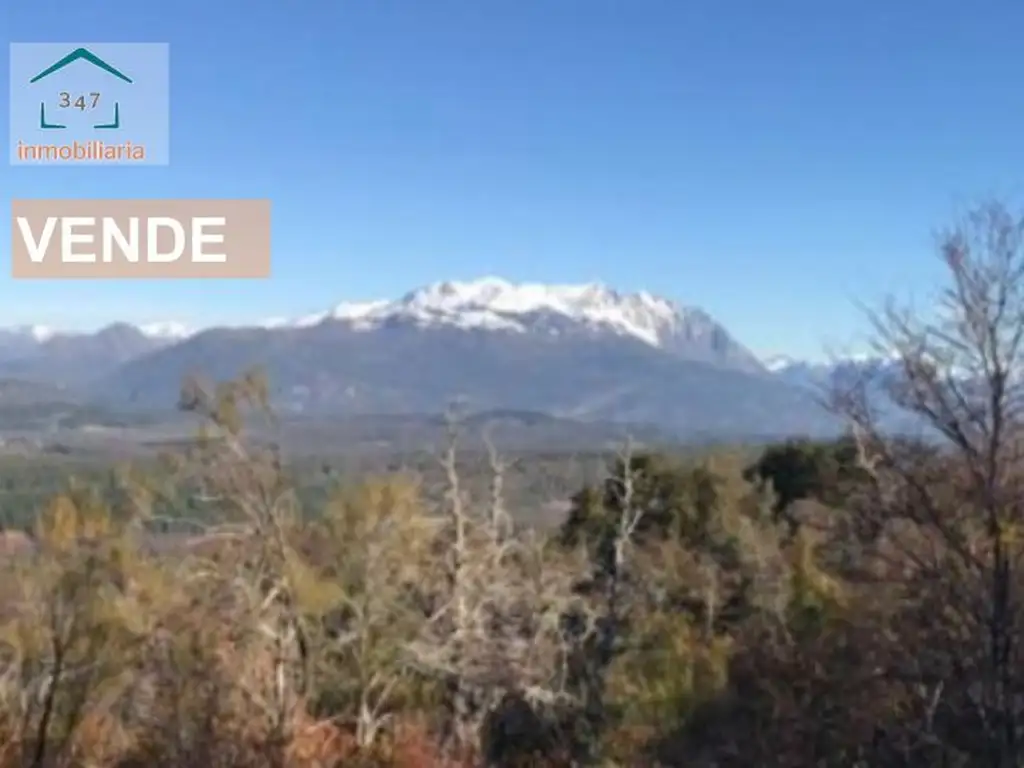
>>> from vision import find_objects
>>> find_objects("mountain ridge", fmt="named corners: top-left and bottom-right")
top-left (0, 278), bottom-right (763, 367)
top-left (0, 280), bottom-right (885, 373)
top-left (0, 278), bottom-right (893, 439)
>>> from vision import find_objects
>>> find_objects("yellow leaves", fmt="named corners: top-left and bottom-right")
top-left (283, 547), bottom-right (344, 617)
top-left (92, 590), bottom-right (152, 638)
top-left (997, 521), bottom-right (1024, 552)
top-left (180, 368), bottom-right (271, 441)
top-left (34, 495), bottom-right (125, 557)
top-left (213, 382), bottom-right (244, 436)
top-left (703, 451), bottom-right (749, 510)
top-left (34, 490), bottom-right (136, 553)
top-left (112, 462), bottom-right (156, 522)
top-left (322, 474), bottom-right (435, 584)
top-left (327, 474), bottom-right (424, 531)
top-left (12, 488), bottom-right (175, 667)
top-left (0, 616), bottom-right (43, 662)
top-left (36, 494), bottom-right (91, 549)
top-left (211, 370), bottom-right (272, 436)
top-left (608, 611), bottom-right (733, 730)
top-left (703, 632), bottom-right (734, 692)
top-left (314, 476), bottom-right (435, 629)
top-left (788, 529), bottom-right (846, 616)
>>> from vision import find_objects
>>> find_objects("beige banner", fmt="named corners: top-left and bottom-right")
top-left (11, 199), bottom-right (271, 279)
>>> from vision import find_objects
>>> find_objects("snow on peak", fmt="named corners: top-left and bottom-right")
top-left (0, 322), bottom-right (192, 343)
top-left (328, 300), bottom-right (391, 322)
top-left (136, 321), bottom-right (191, 340)
top-left (0, 325), bottom-right (58, 342)
top-left (304, 277), bottom-right (700, 346)
top-left (763, 354), bottom-right (800, 372)
top-left (25, 325), bottom-right (55, 342)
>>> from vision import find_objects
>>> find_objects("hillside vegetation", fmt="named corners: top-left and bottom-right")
top-left (0, 202), bottom-right (1023, 766)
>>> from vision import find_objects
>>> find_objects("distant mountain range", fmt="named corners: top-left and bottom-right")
top-left (0, 322), bottom-right (185, 384)
top-left (765, 353), bottom-right (902, 392)
top-left (0, 278), bottom-right (908, 440)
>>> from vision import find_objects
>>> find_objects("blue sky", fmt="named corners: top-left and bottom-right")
top-left (5, 0), bottom-right (1024, 359)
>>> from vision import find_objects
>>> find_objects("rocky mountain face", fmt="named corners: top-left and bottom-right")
top-left (262, 278), bottom-right (769, 374)
top-left (0, 278), bottom-right (886, 440)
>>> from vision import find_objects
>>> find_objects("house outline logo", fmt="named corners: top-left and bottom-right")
top-left (10, 41), bottom-right (170, 166)
top-left (28, 47), bottom-right (132, 131)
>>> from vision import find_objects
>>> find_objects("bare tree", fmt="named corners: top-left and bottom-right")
top-left (836, 201), bottom-right (1024, 765)
top-left (408, 407), bottom-right (580, 763)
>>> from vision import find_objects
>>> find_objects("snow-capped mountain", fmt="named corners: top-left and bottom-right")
top-left (0, 277), bottom-right (769, 382)
top-left (134, 321), bottom-right (193, 341)
top-left (0, 277), bottom-right (766, 372)
top-left (69, 277), bottom-right (846, 437)
top-left (313, 277), bottom-right (723, 346)
top-left (0, 278), bottom-right (903, 437)
top-left (261, 278), bottom-right (766, 373)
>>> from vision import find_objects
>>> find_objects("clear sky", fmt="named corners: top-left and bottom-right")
top-left (4, 0), bottom-right (1024, 360)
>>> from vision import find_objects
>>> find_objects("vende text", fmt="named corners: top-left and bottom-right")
top-left (16, 216), bottom-right (227, 263)
top-left (11, 199), bottom-right (271, 279)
